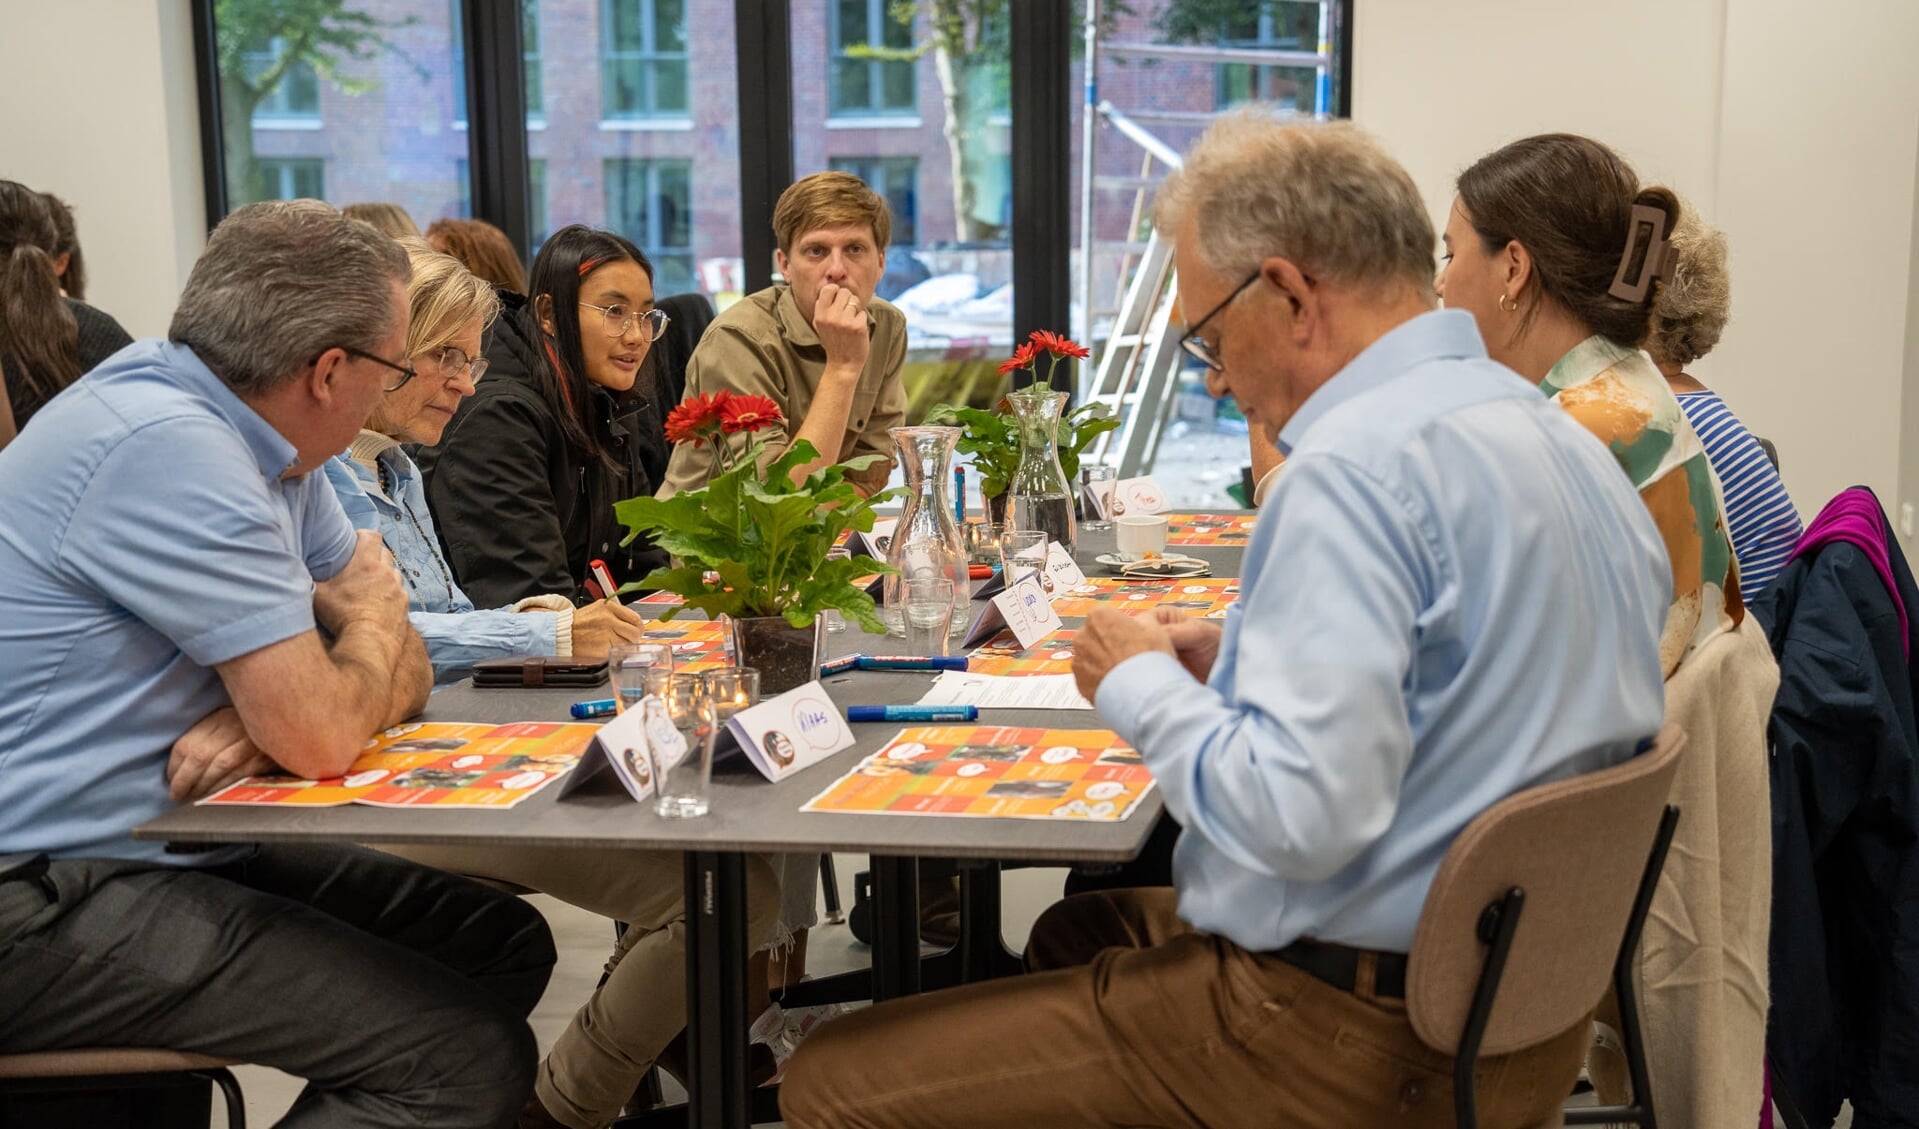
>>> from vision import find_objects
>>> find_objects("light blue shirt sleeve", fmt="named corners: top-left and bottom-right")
top-left (409, 609), bottom-right (558, 683)
top-left (57, 419), bottom-right (320, 667)
top-left (1096, 452), bottom-right (1426, 884)
top-left (297, 469), bottom-right (360, 582)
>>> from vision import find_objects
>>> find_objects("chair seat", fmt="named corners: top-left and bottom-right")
top-left (0, 1048), bottom-right (242, 1079)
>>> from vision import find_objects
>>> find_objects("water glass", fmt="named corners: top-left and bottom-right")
top-left (1000, 529), bottom-right (1049, 585)
top-left (609, 641), bottom-right (674, 714)
top-left (643, 673), bottom-right (715, 819)
top-left (702, 667), bottom-right (761, 721)
top-left (902, 577), bottom-right (957, 656)
top-left (1081, 465), bottom-right (1118, 531)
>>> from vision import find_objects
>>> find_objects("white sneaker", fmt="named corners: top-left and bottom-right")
top-left (764, 1002), bottom-right (862, 1083)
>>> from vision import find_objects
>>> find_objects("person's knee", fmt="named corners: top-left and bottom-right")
top-left (413, 1004), bottom-right (541, 1125)
top-left (744, 854), bottom-right (781, 950)
top-left (1025, 890), bottom-right (1117, 971)
top-left (776, 1014), bottom-right (862, 1128)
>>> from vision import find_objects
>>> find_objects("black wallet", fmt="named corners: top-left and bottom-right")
top-left (472, 657), bottom-right (609, 689)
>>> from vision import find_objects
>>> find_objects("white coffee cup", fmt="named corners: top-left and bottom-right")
top-left (1115, 514), bottom-right (1169, 561)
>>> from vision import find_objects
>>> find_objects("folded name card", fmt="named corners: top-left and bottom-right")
top-left (963, 572), bottom-right (1064, 650)
top-left (713, 680), bottom-right (855, 782)
top-left (562, 704), bottom-right (658, 803)
top-left (1106, 476), bottom-right (1168, 517)
top-left (1041, 541), bottom-right (1087, 594)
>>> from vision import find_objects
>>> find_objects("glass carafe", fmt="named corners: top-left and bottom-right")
top-left (882, 426), bottom-right (969, 638)
top-left (1006, 388), bottom-right (1077, 556)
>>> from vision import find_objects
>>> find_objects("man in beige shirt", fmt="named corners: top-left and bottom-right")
top-left (659, 171), bottom-right (907, 498)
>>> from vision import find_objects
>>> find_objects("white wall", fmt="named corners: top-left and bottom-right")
top-left (1356, 0), bottom-right (1919, 542)
top-left (0, 0), bottom-right (205, 338)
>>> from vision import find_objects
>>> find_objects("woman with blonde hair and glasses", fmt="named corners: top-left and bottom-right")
top-left (321, 240), bottom-right (647, 680)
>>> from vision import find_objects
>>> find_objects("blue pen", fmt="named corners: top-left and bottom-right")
top-left (855, 655), bottom-right (970, 672)
top-left (954, 466), bottom-right (966, 523)
top-left (571, 698), bottom-right (618, 719)
top-left (848, 705), bottom-right (979, 723)
top-left (819, 653), bottom-right (860, 676)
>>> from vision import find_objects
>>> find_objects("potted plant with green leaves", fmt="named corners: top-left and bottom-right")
top-left (929, 330), bottom-right (1119, 538)
top-left (614, 390), bottom-right (897, 693)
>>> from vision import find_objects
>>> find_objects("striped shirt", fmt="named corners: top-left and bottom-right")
top-left (1676, 389), bottom-right (1803, 602)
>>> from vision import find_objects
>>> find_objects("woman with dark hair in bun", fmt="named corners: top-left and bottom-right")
top-left (0, 181), bottom-right (131, 430)
top-left (1437, 135), bottom-right (1741, 677)
top-left (417, 224), bottom-right (672, 608)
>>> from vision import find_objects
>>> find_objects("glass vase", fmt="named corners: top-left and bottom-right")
top-left (730, 615), bottom-right (822, 696)
top-left (1005, 388), bottom-right (1077, 557)
top-left (882, 426), bottom-right (969, 638)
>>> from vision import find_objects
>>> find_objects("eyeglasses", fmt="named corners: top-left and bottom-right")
top-left (428, 344), bottom-right (490, 384)
top-left (1177, 269), bottom-right (1263, 372)
top-left (338, 346), bottom-right (420, 392)
top-left (579, 302), bottom-right (671, 341)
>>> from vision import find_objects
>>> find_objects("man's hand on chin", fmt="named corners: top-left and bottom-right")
top-left (1073, 608), bottom-right (1177, 704)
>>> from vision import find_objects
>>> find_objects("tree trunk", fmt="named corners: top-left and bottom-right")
top-left (933, 49), bottom-right (1006, 244)
top-left (220, 73), bottom-right (263, 209)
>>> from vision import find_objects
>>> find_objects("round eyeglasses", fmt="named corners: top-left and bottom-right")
top-left (579, 302), bottom-right (670, 342)
top-left (428, 344), bottom-right (490, 384)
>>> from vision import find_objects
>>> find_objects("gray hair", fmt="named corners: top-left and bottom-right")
top-left (1645, 208), bottom-right (1730, 366)
top-left (169, 200), bottom-right (411, 397)
top-left (1155, 111), bottom-right (1436, 297)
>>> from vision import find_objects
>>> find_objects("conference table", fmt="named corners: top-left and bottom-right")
top-left (135, 519), bottom-right (1251, 1129)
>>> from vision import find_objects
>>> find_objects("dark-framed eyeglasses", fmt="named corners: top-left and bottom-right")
top-left (1177, 269), bottom-right (1264, 372)
top-left (579, 302), bottom-right (670, 342)
top-left (336, 346), bottom-right (420, 392)
top-left (429, 344), bottom-right (490, 384)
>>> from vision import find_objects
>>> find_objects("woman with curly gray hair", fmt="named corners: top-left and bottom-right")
top-left (1647, 211), bottom-right (1801, 600)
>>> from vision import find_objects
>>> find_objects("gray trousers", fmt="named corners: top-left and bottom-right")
top-left (0, 843), bottom-right (556, 1128)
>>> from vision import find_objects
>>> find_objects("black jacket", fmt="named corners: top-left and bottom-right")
top-left (415, 290), bottom-right (669, 608)
top-left (1751, 495), bottom-right (1919, 1128)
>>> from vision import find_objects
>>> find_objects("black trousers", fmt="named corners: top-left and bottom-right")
top-left (0, 843), bottom-right (556, 1129)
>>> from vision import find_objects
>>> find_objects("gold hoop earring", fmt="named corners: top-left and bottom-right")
top-left (1497, 293), bottom-right (1518, 313)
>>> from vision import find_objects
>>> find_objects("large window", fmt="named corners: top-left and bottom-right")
top-left (829, 156), bottom-right (919, 246)
top-left (830, 0), bottom-right (916, 118)
top-left (1215, 5), bottom-right (1323, 112)
top-left (210, 2), bottom-right (468, 222)
top-left (452, 2), bottom-right (544, 125)
top-left (254, 158), bottom-right (325, 201)
top-left (603, 0), bottom-right (690, 120)
top-left (606, 158), bottom-right (694, 294)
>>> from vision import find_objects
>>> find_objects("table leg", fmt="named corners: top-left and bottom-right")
top-left (683, 851), bottom-right (749, 1129)
top-left (868, 855), bottom-right (921, 1001)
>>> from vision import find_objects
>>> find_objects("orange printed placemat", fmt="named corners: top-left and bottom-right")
top-left (803, 726), bottom-right (1153, 822)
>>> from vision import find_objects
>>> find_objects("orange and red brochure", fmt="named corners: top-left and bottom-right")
top-left (802, 726), bottom-right (1154, 822)
top-left (196, 722), bottom-right (596, 810)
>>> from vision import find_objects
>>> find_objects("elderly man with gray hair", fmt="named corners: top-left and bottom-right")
top-left (0, 201), bottom-right (555, 1128)
top-left (780, 114), bottom-right (1673, 1127)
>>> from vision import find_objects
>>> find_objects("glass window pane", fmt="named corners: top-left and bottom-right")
top-left (652, 60), bottom-right (689, 113)
top-left (831, 59), bottom-right (869, 115)
top-left (213, 3), bottom-right (468, 223)
top-left (880, 60), bottom-right (915, 111)
top-left (655, 0), bottom-right (687, 53)
top-left (525, 1), bottom-right (544, 118)
top-left (836, 0), bottom-right (868, 49)
top-left (608, 0), bottom-right (643, 52)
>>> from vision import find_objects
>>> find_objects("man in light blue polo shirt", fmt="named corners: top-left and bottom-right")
top-left (0, 201), bottom-right (554, 1129)
top-left (782, 117), bottom-right (1671, 1127)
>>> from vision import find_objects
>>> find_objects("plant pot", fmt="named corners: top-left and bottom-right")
top-left (730, 615), bottom-right (823, 696)
top-left (983, 491), bottom-right (1009, 527)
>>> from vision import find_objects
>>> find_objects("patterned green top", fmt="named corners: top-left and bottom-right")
top-left (1541, 335), bottom-right (1743, 677)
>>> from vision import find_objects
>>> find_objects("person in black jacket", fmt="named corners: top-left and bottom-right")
top-left (417, 226), bottom-right (671, 608)
top-left (0, 181), bottom-right (131, 429)
top-left (1752, 487), bottom-right (1919, 1128)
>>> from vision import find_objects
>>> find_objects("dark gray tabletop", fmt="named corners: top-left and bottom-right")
top-left (133, 520), bottom-right (1249, 862)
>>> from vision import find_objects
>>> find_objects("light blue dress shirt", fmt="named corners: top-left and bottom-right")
top-left (0, 341), bottom-right (358, 864)
top-left (1097, 310), bottom-right (1671, 954)
top-left (323, 441), bottom-right (559, 683)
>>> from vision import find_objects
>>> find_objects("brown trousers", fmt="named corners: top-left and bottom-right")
top-left (780, 888), bottom-right (1588, 1129)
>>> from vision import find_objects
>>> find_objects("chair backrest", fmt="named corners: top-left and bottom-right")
top-left (1757, 437), bottom-right (1780, 472)
top-left (1406, 724), bottom-right (1687, 1057)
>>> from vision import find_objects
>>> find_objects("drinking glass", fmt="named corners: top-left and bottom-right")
top-left (643, 673), bottom-right (714, 819)
top-left (1081, 464), bottom-right (1118, 531)
top-left (999, 529), bottom-right (1048, 585)
top-left (903, 578), bottom-right (957, 656)
top-left (610, 641), bottom-right (674, 714)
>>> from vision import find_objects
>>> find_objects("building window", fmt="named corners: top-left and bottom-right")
top-left (1215, 7), bottom-right (1321, 113)
top-left (603, 0), bottom-right (689, 120)
top-left (529, 158), bottom-right (549, 247)
top-left (828, 157), bottom-right (918, 246)
top-left (255, 158), bottom-right (325, 201)
top-left (830, 0), bottom-right (916, 117)
top-left (605, 159), bottom-right (693, 294)
top-left (453, 2), bottom-right (542, 125)
top-left (245, 37), bottom-right (322, 122)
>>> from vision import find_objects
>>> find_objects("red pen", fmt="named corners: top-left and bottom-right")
top-left (589, 558), bottom-right (619, 602)
top-left (968, 563), bottom-right (994, 579)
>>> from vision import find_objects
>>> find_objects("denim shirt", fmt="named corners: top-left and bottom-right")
top-left (323, 433), bottom-right (559, 682)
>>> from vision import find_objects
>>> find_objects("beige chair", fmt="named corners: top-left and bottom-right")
top-left (1406, 724), bottom-right (1687, 1129)
top-left (0, 1047), bottom-right (246, 1127)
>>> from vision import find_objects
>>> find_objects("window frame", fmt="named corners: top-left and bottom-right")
top-left (601, 0), bottom-right (692, 122)
top-left (604, 157), bottom-right (695, 291)
top-left (244, 35), bottom-right (323, 126)
top-left (828, 0), bottom-right (917, 119)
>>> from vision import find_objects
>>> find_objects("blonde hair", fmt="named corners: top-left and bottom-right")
top-left (772, 171), bottom-right (891, 253)
top-left (400, 238), bottom-right (500, 359)
top-left (343, 202), bottom-right (420, 240)
top-left (1154, 111), bottom-right (1435, 297)
top-left (1645, 209), bottom-right (1730, 366)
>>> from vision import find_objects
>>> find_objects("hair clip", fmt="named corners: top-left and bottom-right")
top-left (577, 256), bottom-right (604, 277)
top-left (1608, 203), bottom-right (1675, 303)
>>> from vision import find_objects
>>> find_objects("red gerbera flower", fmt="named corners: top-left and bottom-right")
top-left (664, 392), bottom-right (727, 445)
top-left (719, 393), bottom-right (785, 434)
top-left (1030, 329), bottom-right (1091, 360)
top-left (996, 341), bottom-right (1041, 377)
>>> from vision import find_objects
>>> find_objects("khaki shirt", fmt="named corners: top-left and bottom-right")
top-left (659, 285), bottom-right (908, 498)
